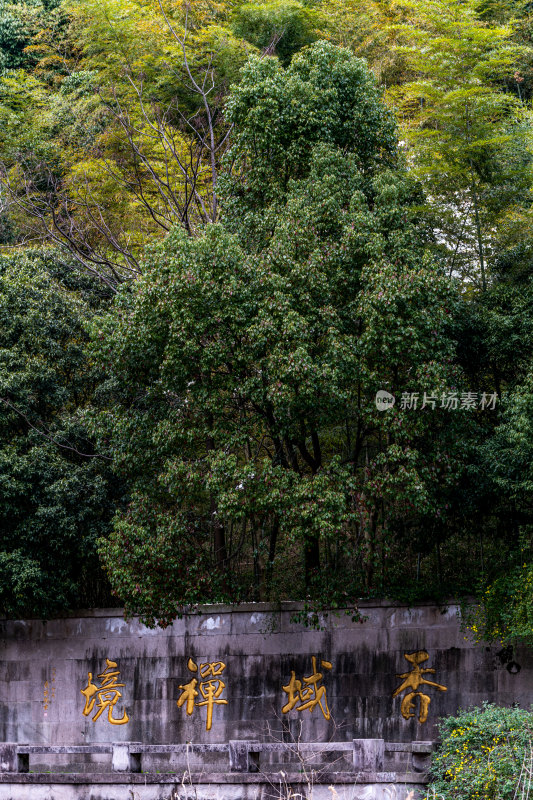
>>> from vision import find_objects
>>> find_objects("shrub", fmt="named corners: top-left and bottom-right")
top-left (426, 703), bottom-right (533, 800)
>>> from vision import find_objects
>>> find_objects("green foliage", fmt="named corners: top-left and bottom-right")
top-left (0, 249), bottom-right (120, 617)
top-left (227, 40), bottom-right (398, 179)
top-left (464, 370), bottom-right (533, 646)
top-left (231, 0), bottom-right (318, 64)
top-left (0, 0), bottom-right (254, 282)
top-left (0, 2), bottom-right (33, 71)
top-left (385, 0), bottom-right (532, 288)
top-left (485, 372), bottom-right (533, 505)
top-left (90, 44), bottom-right (472, 626)
top-left (220, 41), bottom-right (398, 248)
top-left (426, 703), bottom-right (533, 800)
top-left (468, 561), bottom-right (533, 645)
top-left (0, 0), bottom-right (531, 623)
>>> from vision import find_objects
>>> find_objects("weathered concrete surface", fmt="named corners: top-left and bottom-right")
top-left (0, 783), bottom-right (421, 800)
top-left (0, 773), bottom-right (425, 800)
top-left (0, 601), bottom-right (531, 750)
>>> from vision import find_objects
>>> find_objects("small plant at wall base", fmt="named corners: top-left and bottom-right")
top-left (464, 529), bottom-right (533, 648)
top-left (425, 703), bottom-right (533, 800)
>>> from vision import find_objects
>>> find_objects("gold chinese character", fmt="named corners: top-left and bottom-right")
top-left (282, 656), bottom-right (332, 720)
top-left (177, 657), bottom-right (228, 731)
top-left (393, 651), bottom-right (447, 723)
top-left (81, 658), bottom-right (129, 725)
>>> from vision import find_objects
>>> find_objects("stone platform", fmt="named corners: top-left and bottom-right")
top-left (0, 770), bottom-right (426, 800)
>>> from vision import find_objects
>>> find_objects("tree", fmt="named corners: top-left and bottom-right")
top-left (0, 0), bottom-right (52, 73)
top-left (384, 0), bottom-right (532, 289)
top-left (0, 0), bottom-right (250, 286)
top-left (462, 367), bottom-right (533, 646)
top-left (317, 0), bottom-right (414, 87)
top-left (219, 41), bottom-right (398, 248)
top-left (231, 0), bottom-right (318, 64)
top-left (0, 248), bottom-right (120, 617)
top-left (91, 43), bottom-right (468, 627)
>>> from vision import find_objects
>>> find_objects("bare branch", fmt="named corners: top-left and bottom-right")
top-left (0, 0), bottom-right (234, 285)
top-left (0, 398), bottom-right (112, 461)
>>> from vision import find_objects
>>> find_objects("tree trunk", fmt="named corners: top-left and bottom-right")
top-left (266, 516), bottom-right (279, 600)
top-left (304, 534), bottom-right (321, 589)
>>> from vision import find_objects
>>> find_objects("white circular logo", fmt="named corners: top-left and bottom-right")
top-left (375, 390), bottom-right (396, 411)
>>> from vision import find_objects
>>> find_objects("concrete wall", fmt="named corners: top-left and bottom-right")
top-left (0, 775), bottom-right (424, 800)
top-left (1, 601), bottom-right (531, 748)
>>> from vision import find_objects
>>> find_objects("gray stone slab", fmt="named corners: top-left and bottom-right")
top-left (1, 601), bottom-right (532, 751)
top-left (0, 780), bottom-right (426, 800)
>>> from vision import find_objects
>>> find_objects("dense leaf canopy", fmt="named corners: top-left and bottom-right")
top-left (90, 44), bottom-right (474, 626)
top-left (0, 250), bottom-right (120, 616)
top-left (0, 0), bottom-right (532, 637)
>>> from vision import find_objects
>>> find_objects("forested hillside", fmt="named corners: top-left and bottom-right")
top-left (1, 0), bottom-right (532, 639)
